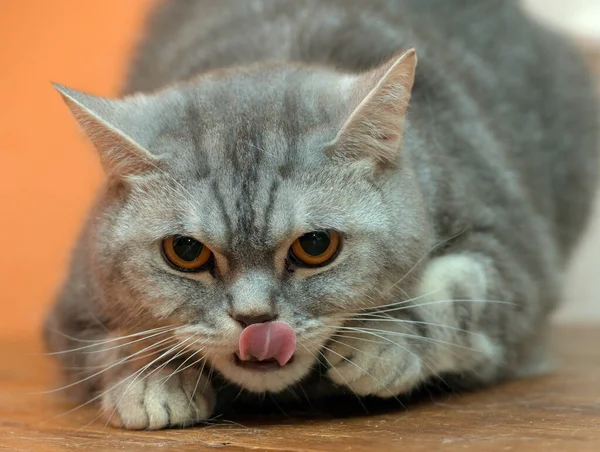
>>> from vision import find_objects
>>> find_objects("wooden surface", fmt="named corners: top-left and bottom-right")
top-left (0, 326), bottom-right (598, 451)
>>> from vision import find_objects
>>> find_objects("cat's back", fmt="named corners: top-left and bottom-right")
top-left (125, 0), bottom-right (530, 92)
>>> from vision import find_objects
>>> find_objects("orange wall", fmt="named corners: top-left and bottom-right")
top-left (0, 1), bottom-right (155, 337)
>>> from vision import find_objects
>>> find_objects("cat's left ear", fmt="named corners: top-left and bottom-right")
top-left (329, 48), bottom-right (417, 169)
top-left (53, 84), bottom-right (161, 177)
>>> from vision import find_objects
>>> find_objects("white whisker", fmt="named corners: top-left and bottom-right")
top-left (358, 288), bottom-right (442, 312)
top-left (187, 353), bottom-right (210, 413)
top-left (157, 340), bottom-right (206, 388)
top-left (335, 325), bottom-right (479, 352)
top-left (327, 337), bottom-right (393, 361)
top-left (364, 298), bottom-right (514, 316)
top-left (36, 336), bottom-right (178, 395)
top-left (44, 325), bottom-right (177, 355)
top-left (337, 316), bottom-right (486, 338)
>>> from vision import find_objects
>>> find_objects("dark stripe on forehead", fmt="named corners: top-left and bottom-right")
top-left (233, 123), bottom-right (270, 240)
top-left (261, 178), bottom-right (280, 242)
top-left (227, 121), bottom-right (261, 250)
top-left (282, 83), bottom-right (301, 168)
top-left (227, 119), bottom-right (241, 174)
top-left (185, 101), bottom-right (211, 179)
top-left (235, 155), bottom-right (256, 240)
top-left (211, 179), bottom-right (233, 244)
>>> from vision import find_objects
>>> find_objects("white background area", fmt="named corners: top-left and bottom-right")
top-left (524, 0), bottom-right (600, 322)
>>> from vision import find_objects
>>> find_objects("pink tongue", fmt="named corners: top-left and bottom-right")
top-left (238, 321), bottom-right (296, 366)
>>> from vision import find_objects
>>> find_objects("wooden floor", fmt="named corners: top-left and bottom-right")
top-left (0, 326), bottom-right (598, 451)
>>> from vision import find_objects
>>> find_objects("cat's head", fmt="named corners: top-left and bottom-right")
top-left (57, 49), bottom-right (432, 392)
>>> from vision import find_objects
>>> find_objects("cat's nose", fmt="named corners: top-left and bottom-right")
top-left (231, 312), bottom-right (278, 328)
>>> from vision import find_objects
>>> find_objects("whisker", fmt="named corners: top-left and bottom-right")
top-left (232, 386), bottom-right (246, 404)
top-left (80, 328), bottom-right (181, 355)
top-left (330, 333), bottom-right (389, 346)
top-left (327, 337), bottom-right (393, 362)
top-left (205, 367), bottom-right (215, 393)
top-left (301, 344), bottom-right (368, 412)
top-left (286, 386), bottom-right (301, 403)
top-left (296, 384), bottom-right (314, 410)
top-left (356, 288), bottom-right (442, 313)
top-left (337, 316), bottom-right (486, 338)
top-left (297, 343), bottom-right (324, 367)
top-left (335, 325), bottom-right (480, 352)
top-left (187, 354), bottom-right (210, 413)
top-left (59, 340), bottom-right (188, 372)
top-left (44, 326), bottom-right (178, 355)
top-left (268, 393), bottom-right (291, 418)
top-left (366, 298), bottom-right (515, 315)
top-left (157, 340), bottom-right (206, 388)
top-left (35, 336), bottom-right (178, 395)
top-left (46, 324), bottom-right (175, 345)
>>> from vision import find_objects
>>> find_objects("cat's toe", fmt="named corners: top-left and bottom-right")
top-left (101, 367), bottom-right (214, 430)
top-left (373, 356), bottom-right (423, 398)
top-left (341, 349), bottom-right (422, 397)
top-left (324, 334), bottom-right (395, 395)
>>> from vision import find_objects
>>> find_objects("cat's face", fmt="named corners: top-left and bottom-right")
top-left (59, 50), bottom-right (431, 392)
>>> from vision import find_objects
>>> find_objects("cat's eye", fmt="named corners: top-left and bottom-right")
top-left (289, 230), bottom-right (341, 267)
top-left (162, 235), bottom-right (213, 272)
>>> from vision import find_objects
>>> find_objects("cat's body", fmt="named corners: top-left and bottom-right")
top-left (45, 0), bottom-right (598, 429)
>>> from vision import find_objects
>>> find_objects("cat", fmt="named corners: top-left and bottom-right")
top-left (44, 0), bottom-right (599, 430)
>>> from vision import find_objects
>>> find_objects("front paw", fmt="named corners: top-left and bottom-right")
top-left (324, 322), bottom-right (424, 398)
top-left (101, 366), bottom-right (215, 430)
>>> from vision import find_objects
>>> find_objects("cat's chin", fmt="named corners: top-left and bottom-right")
top-left (210, 351), bottom-right (315, 393)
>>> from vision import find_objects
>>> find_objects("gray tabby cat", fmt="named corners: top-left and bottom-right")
top-left (44, 0), bottom-right (598, 430)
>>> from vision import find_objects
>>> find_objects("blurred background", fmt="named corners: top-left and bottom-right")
top-left (0, 0), bottom-right (598, 338)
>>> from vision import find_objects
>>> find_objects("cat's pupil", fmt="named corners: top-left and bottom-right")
top-left (172, 235), bottom-right (203, 261)
top-left (299, 231), bottom-right (331, 256)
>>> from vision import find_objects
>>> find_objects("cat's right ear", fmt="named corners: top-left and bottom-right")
top-left (53, 84), bottom-right (160, 177)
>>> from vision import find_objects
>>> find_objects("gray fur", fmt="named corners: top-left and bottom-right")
top-left (45, 0), bottom-right (598, 429)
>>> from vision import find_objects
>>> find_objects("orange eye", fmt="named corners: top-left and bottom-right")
top-left (289, 230), bottom-right (341, 267)
top-left (162, 235), bottom-right (213, 272)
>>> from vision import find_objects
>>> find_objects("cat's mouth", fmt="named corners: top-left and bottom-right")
top-left (233, 321), bottom-right (297, 372)
top-left (233, 353), bottom-right (295, 371)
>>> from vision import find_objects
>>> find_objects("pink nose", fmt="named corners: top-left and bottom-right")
top-left (238, 321), bottom-right (297, 366)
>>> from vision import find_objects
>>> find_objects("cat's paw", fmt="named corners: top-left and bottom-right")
top-left (324, 322), bottom-right (424, 398)
top-left (101, 366), bottom-right (215, 430)
top-left (324, 254), bottom-right (494, 398)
